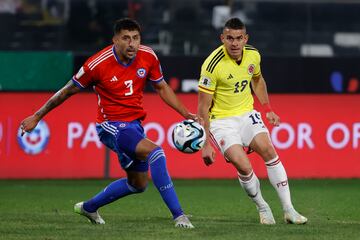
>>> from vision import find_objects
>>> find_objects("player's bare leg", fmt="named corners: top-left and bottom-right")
top-left (250, 133), bottom-right (307, 224)
top-left (225, 145), bottom-right (275, 224)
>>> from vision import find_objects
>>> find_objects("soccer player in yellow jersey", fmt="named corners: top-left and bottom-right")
top-left (198, 18), bottom-right (307, 225)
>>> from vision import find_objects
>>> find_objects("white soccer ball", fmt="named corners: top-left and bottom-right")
top-left (172, 119), bottom-right (206, 153)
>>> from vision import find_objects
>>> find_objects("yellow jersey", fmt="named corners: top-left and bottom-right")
top-left (198, 44), bottom-right (261, 120)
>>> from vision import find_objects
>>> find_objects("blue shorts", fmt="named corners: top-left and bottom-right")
top-left (96, 120), bottom-right (149, 172)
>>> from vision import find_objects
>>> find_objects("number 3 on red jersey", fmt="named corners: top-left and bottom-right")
top-left (124, 80), bottom-right (133, 96)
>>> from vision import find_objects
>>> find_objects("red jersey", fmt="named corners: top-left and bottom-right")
top-left (72, 44), bottom-right (163, 123)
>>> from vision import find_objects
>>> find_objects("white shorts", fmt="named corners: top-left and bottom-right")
top-left (209, 110), bottom-right (269, 153)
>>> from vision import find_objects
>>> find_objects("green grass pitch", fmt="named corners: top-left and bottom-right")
top-left (0, 179), bottom-right (359, 240)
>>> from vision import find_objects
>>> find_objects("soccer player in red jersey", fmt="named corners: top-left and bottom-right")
top-left (20, 18), bottom-right (197, 228)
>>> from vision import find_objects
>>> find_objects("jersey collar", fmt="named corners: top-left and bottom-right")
top-left (222, 45), bottom-right (245, 65)
top-left (112, 45), bottom-right (136, 67)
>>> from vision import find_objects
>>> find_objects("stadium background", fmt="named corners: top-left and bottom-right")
top-left (0, 0), bottom-right (359, 179)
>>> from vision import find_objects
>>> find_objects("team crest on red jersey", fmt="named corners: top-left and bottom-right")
top-left (137, 68), bottom-right (146, 78)
top-left (248, 64), bottom-right (255, 75)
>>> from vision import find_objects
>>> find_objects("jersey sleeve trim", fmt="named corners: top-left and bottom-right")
top-left (72, 77), bottom-right (85, 88)
top-left (253, 71), bottom-right (261, 77)
top-left (149, 76), bottom-right (164, 83)
top-left (199, 85), bottom-right (214, 94)
top-left (245, 44), bottom-right (258, 51)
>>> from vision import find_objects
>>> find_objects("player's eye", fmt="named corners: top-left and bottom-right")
top-left (226, 36), bottom-right (234, 41)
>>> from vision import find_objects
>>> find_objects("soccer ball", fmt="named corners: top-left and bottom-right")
top-left (172, 119), bottom-right (206, 153)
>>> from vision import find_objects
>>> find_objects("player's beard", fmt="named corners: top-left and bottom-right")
top-left (126, 47), bottom-right (137, 59)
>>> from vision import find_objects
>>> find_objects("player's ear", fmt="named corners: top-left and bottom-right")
top-left (220, 34), bottom-right (225, 44)
top-left (245, 34), bottom-right (249, 43)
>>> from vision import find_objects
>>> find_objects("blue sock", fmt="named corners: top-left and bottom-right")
top-left (149, 147), bottom-right (183, 219)
top-left (83, 178), bottom-right (143, 212)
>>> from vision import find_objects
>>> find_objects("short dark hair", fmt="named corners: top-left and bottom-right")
top-left (113, 18), bottom-right (141, 35)
top-left (224, 18), bottom-right (246, 30)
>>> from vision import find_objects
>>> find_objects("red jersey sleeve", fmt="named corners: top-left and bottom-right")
top-left (72, 63), bottom-right (94, 88)
top-left (147, 51), bottom-right (164, 83)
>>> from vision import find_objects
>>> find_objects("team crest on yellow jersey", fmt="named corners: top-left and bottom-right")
top-left (248, 64), bottom-right (255, 75)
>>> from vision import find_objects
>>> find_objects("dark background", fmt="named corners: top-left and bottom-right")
top-left (1, 0), bottom-right (360, 93)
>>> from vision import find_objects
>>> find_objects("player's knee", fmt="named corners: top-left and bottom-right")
top-left (259, 143), bottom-right (276, 160)
top-left (229, 157), bottom-right (253, 175)
top-left (237, 166), bottom-right (253, 176)
top-left (136, 140), bottom-right (160, 161)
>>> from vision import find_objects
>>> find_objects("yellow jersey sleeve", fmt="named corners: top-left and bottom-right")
top-left (247, 45), bottom-right (261, 77)
top-left (198, 46), bottom-right (224, 94)
top-left (199, 65), bottom-right (217, 94)
top-left (253, 51), bottom-right (261, 77)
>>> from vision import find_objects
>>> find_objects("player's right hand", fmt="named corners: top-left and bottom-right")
top-left (266, 111), bottom-right (280, 126)
top-left (20, 115), bottom-right (40, 136)
top-left (202, 144), bottom-right (216, 166)
top-left (185, 112), bottom-right (204, 126)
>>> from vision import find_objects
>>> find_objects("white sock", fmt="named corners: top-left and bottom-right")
top-left (238, 171), bottom-right (269, 211)
top-left (266, 156), bottom-right (293, 211)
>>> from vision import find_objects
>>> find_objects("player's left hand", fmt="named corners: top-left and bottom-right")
top-left (266, 111), bottom-right (280, 126)
top-left (20, 115), bottom-right (41, 136)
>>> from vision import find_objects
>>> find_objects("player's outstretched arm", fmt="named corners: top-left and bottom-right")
top-left (20, 80), bottom-right (81, 135)
top-left (251, 74), bottom-right (280, 126)
top-left (198, 91), bottom-right (216, 166)
top-left (152, 80), bottom-right (199, 121)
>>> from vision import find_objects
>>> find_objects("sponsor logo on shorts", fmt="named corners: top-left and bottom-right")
top-left (17, 120), bottom-right (50, 155)
top-left (119, 123), bottom-right (126, 128)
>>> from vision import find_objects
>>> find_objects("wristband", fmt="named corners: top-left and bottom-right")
top-left (263, 103), bottom-right (273, 113)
